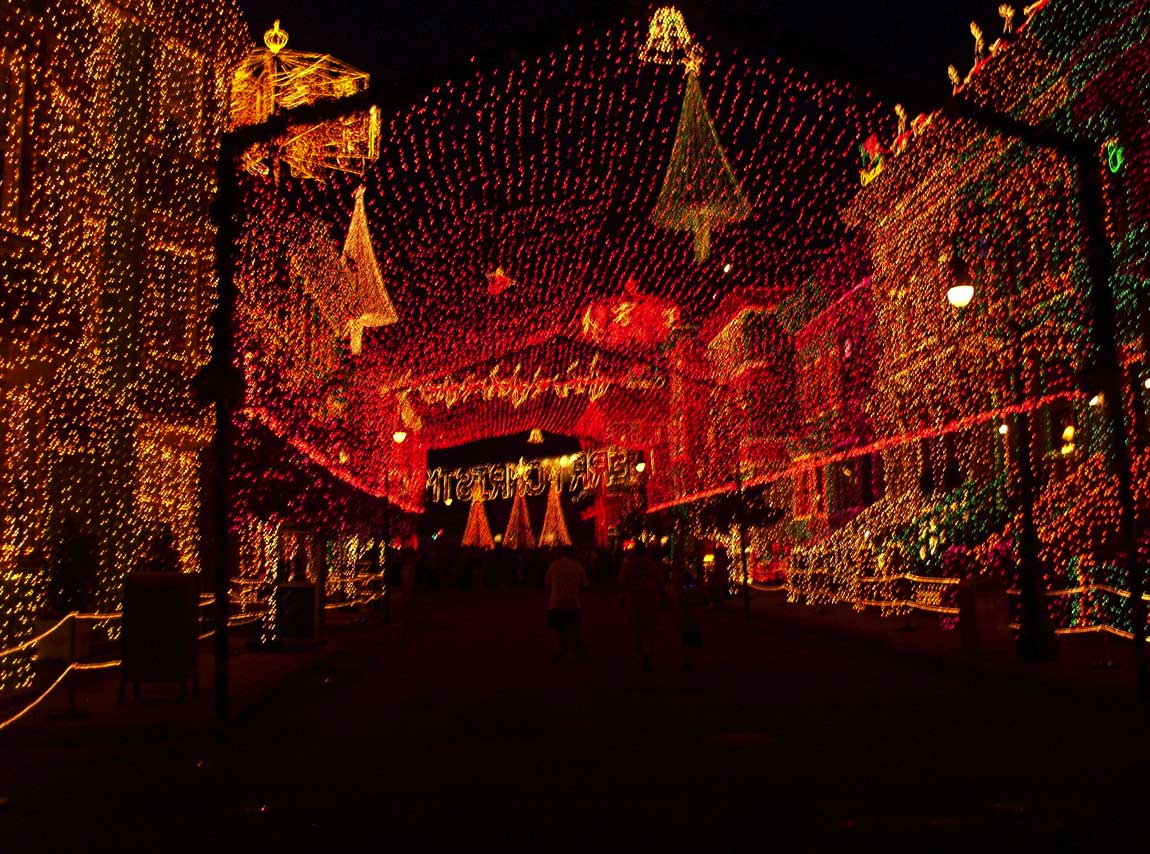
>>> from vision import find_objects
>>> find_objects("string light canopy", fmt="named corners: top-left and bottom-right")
top-left (233, 13), bottom-right (885, 500)
top-left (1, 0), bottom-right (1147, 693)
top-left (227, 0), bottom-right (1150, 652)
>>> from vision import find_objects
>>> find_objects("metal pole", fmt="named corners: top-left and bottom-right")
top-left (1074, 155), bottom-right (1146, 700)
top-left (65, 615), bottom-right (77, 717)
top-left (734, 460), bottom-right (751, 622)
top-left (208, 135), bottom-right (243, 723)
top-left (1008, 324), bottom-right (1055, 660)
top-left (383, 465), bottom-right (391, 626)
top-left (200, 93), bottom-right (382, 722)
top-left (944, 99), bottom-right (1145, 699)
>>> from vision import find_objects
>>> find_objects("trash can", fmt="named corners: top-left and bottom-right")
top-left (958, 576), bottom-right (1011, 655)
top-left (121, 571), bottom-right (199, 700)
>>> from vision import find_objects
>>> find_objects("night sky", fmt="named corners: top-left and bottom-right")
top-left (237, 0), bottom-right (1004, 114)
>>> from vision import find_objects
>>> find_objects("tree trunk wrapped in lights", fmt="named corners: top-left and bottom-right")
top-left (461, 485), bottom-right (495, 550)
top-left (503, 480), bottom-right (536, 550)
top-left (537, 480), bottom-right (572, 547)
top-left (652, 72), bottom-right (751, 262)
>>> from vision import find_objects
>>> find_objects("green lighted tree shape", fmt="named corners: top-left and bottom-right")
top-left (652, 72), bottom-right (751, 262)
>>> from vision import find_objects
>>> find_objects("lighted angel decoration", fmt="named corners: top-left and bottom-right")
top-left (999, 4), bottom-right (1017, 34)
top-left (639, 6), bottom-right (703, 71)
top-left (971, 21), bottom-right (987, 63)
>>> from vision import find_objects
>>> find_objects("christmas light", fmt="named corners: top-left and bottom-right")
top-left (230, 20), bottom-right (380, 180)
top-left (0, 0), bottom-right (247, 691)
top-left (4, 0), bottom-right (1149, 692)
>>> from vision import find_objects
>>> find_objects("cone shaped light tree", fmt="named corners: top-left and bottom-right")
top-left (537, 478), bottom-right (572, 548)
top-left (287, 187), bottom-right (398, 357)
top-left (503, 477), bottom-right (536, 550)
top-left (461, 485), bottom-right (495, 549)
top-left (645, 8), bottom-right (750, 262)
top-left (342, 186), bottom-right (398, 354)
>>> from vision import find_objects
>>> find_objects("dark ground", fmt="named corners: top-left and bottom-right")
top-left (3, 587), bottom-right (1148, 851)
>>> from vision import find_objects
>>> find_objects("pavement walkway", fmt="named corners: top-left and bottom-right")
top-left (2, 586), bottom-right (1147, 850)
top-left (750, 588), bottom-right (1140, 696)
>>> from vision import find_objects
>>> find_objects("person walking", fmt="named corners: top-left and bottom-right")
top-left (619, 541), bottom-right (664, 671)
top-left (395, 549), bottom-right (418, 646)
top-left (674, 569), bottom-right (707, 671)
top-left (545, 546), bottom-right (589, 661)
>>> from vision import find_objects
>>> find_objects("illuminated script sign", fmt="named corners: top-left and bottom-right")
top-left (425, 448), bottom-right (642, 504)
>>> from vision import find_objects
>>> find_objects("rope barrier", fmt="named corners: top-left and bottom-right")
top-left (0, 607), bottom-right (270, 733)
top-left (0, 614), bottom-right (75, 659)
top-left (0, 571), bottom-right (387, 731)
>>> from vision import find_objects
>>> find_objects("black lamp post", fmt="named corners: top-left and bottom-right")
top-left (733, 458), bottom-right (752, 623)
top-left (947, 262), bottom-right (1056, 660)
top-left (941, 99), bottom-right (1146, 698)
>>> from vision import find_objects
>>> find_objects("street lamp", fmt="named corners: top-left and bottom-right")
top-left (947, 284), bottom-right (975, 310)
top-left (947, 266), bottom-right (1055, 661)
top-left (939, 97), bottom-right (1146, 697)
top-left (947, 256), bottom-right (976, 309)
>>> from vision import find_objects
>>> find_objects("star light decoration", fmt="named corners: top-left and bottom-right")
top-left (486, 266), bottom-right (516, 296)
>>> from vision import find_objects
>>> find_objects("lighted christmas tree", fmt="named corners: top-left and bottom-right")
top-left (537, 479), bottom-right (572, 548)
top-left (652, 71), bottom-right (751, 262)
top-left (461, 485), bottom-right (495, 549)
top-left (503, 477), bottom-right (536, 550)
top-left (641, 9), bottom-right (749, 263)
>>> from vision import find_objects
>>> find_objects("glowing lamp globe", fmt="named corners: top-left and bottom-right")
top-left (635, 461), bottom-right (647, 473)
top-left (947, 284), bottom-right (975, 309)
top-left (392, 430), bottom-right (408, 444)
